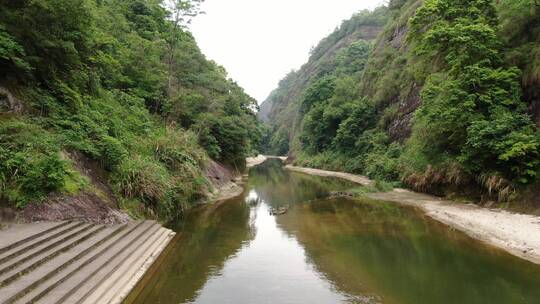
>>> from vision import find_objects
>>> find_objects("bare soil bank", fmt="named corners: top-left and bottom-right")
top-left (285, 164), bottom-right (540, 265)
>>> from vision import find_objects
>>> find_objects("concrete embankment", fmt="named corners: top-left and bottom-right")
top-left (284, 164), bottom-right (540, 266)
top-left (0, 220), bottom-right (174, 304)
top-left (0, 158), bottom-right (250, 304)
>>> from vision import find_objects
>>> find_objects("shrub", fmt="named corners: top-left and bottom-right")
top-left (100, 135), bottom-right (127, 170)
top-left (364, 142), bottom-right (402, 181)
top-left (0, 119), bottom-right (69, 207)
top-left (333, 99), bottom-right (376, 151)
top-left (408, 0), bottom-right (540, 185)
top-left (153, 128), bottom-right (204, 170)
top-left (113, 155), bottom-right (172, 207)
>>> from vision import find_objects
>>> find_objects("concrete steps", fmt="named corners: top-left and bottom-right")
top-left (0, 220), bottom-right (175, 304)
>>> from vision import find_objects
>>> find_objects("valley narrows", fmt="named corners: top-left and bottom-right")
top-left (129, 160), bottom-right (540, 304)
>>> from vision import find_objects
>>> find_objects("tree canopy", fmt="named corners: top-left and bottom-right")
top-left (0, 0), bottom-right (262, 219)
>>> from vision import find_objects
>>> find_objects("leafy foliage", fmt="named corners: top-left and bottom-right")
top-left (263, 0), bottom-right (540, 200)
top-left (0, 119), bottom-right (69, 207)
top-left (0, 0), bottom-right (262, 218)
top-left (409, 0), bottom-right (540, 184)
top-left (260, 8), bottom-right (389, 154)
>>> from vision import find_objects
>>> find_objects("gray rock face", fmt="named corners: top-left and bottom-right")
top-left (0, 87), bottom-right (23, 113)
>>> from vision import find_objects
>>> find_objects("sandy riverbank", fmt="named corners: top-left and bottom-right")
top-left (246, 155), bottom-right (287, 168)
top-left (284, 164), bottom-right (540, 265)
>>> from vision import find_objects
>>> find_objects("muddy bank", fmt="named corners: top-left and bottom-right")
top-left (285, 165), bottom-right (540, 265)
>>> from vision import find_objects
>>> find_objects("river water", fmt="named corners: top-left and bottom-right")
top-left (129, 159), bottom-right (540, 304)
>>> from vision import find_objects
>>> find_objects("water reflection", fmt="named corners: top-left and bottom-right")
top-left (188, 201), bottom-right (356, 304)
top-left (129, 198), bottom-right (253, 304)
top-left (278, 198), bottom-right (540, 304)
top-left (130, 159), bottom-right (540, 304)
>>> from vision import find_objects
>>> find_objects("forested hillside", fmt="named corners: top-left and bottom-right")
top-left (259, 8), bottom-right (390, 155)
top-left (261, 0), bottom-right (540, 203)
top-left (0, 0), bottom-right (262, 221)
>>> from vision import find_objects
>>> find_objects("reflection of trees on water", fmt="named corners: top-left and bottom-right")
top-left (133, 160), bottom-right (540, 304)
top-left (131, 198), bottom-right (253, 304)
top-left (277, 197), bottom-right (540, 304)
top-left (245, 190), bottom-right (261, 207)
top-left (248, 159), bottom-right (357, 208)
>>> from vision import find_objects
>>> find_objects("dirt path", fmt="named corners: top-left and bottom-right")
top-left (285, 164), bottom-right (540, 265)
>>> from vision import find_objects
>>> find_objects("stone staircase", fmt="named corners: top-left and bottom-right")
top-left (0, 220), bottom-right (175, 304)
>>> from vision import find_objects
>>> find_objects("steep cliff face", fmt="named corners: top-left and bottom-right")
top-left (262, 0), bottom-right (540, 202)
top-left (258, 8), bottom-right (389, 154)
top-left (358, 1), bottom-right (423, 142)
top-left (497, 1), bottom-right (540, 125)
top-left (263, 0), bottom-right (540, 150)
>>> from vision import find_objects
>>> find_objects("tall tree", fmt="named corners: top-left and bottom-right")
top-left (164, 0), bottom-right (204, 94)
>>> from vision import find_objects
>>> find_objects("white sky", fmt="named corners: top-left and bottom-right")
top-left (190, 0), bottom-right (384, 103)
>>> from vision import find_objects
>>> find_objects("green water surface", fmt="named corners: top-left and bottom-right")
top-left (129, 159), bottom-right (540, 304)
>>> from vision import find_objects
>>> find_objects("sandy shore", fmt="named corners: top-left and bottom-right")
top-left (285, 164), bottom-right (540, 265)
top-left (246, 155), bottom-right (287, 168)
top-left (246, 155), bottom-right (268, 168)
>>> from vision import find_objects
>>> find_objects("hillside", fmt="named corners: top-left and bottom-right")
top-left (0, 0), bottom-right (262, 222)
top-left (261, 0), bottom-right (540, 205)
top-left (258, 7), bottom-right (390, 154)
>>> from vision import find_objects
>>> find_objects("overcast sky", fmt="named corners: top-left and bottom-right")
top-left (190, 0), bottom-right (384, 103)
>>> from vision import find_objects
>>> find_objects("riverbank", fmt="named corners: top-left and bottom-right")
top-left (246, 155), bottom-right (287, 168)
top-left (0, 159), bottom-right (245, 304)
top-left (284, 164), bottom-right (540, 265)
top-left (0, 220), bottom-right (175, 303)
top-left (209, 178), bottom-right (245, 202)
top-left (127, 157), bottom-right (540, 304)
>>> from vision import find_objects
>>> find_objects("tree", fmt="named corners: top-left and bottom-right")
top-left (164, 0), bottom-right (204, 94)
top-left (409, 0), bottom-right (540, 183)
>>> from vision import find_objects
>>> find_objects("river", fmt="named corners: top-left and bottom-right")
top-left (128, 159), bottom-right (540, 304)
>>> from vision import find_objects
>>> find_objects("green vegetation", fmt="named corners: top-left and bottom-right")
top-left (0, 0), bottom-right (261, 220)
top-left (261, 0), bottom-right (540, 201)
top-left (405, 0), bottom-right (539, 194)
top-left (258, 8), bottom-right (390, 155)
top-left (0, 120), bottom-right (68, 207)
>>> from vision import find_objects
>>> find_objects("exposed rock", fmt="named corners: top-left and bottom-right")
top-left (66, 151), bottom-right (118, 206)
top-left (0, 150), bottom-right (131, 224)
top-left (204, 160), bottom-right (235, 189)
top-left (329, 191), bottom-right (355, 198)
top-left (0, 86), bottom-right (23, 113)
top-left (204, 159), bottom-right (246, 202)
top-left (390, 23), bottom-right (408, 49)
top-left (0, 207), bottom-right (17, 223)
top-left (269, 206), bottom-right (289, 216)
top-left (388, 83), bottom-right (422, 142)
